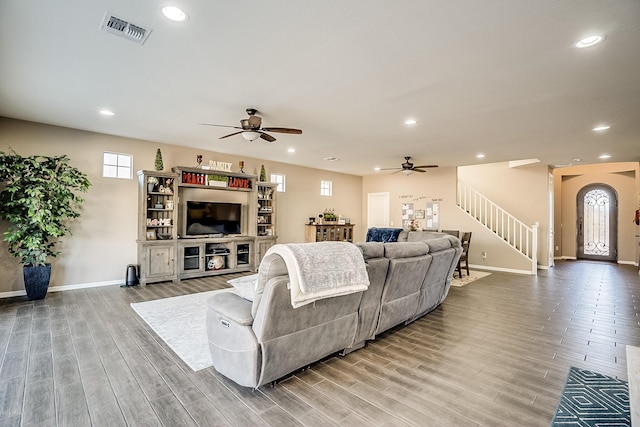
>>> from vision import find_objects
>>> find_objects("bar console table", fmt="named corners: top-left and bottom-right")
top-left (305, 223), bottom-right (354, 243)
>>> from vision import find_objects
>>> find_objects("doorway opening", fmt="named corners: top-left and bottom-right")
top-left (367, 192), bottom-right (390, 228)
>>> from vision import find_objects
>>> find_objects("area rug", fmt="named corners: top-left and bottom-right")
top-left (131, 290), bottom-right (229, 371)
top-left (451, 270), bottom-right (491, 287)
top-left (551, 366), bottom-right (630, 426)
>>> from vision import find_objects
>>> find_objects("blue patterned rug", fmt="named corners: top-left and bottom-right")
top-left (551, 367), bottom-right (630, 426)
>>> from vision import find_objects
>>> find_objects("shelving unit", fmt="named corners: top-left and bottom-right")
top-left (173, 166), bottom-right (260, 279)
top-left (177, 237), bottom-right (254, 280)
top-left (137, 166), bottom-right (278, 284)
top-left (137, 170), bottom-right (179, 285)
top-left (256, 182), bottom-right (278, 266)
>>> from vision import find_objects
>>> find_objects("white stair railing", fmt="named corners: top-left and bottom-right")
top-left (457, 180), bottom-right (538, 274)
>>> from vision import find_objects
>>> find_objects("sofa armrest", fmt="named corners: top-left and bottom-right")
top-left (207, 291), bottom-right (253, 326)
top-left (206, 291), bottom-right (260, 387)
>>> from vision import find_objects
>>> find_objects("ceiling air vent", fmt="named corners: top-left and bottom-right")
top-left (100, 12), bottom-right (152, 45)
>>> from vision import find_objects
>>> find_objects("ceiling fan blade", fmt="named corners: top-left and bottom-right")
top-left (201, 123), bottom-right (242, 129)
top-left (413, 169), bottom-right (428, 173)
top-left (413, 165), bottom-right (439, 169)
top-left (248, 115), bottom-right (262, 128)
top-left (379, 167), bottom-right (401, 171)
top-left (260, 132), bottom-right (276, 143)
top-left (219, 131), bottom-right (243, 139)
top-left (261, 127), bottom-right (303, 134)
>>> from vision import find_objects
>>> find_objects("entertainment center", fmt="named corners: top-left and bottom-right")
top-left (136, 166), bottom-right (277, 285)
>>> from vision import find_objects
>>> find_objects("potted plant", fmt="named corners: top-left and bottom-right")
top-left (0, 149), bottom-right (91, 300)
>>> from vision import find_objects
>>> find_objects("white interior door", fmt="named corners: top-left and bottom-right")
top-left (368, 192), bottom-right (389, 228)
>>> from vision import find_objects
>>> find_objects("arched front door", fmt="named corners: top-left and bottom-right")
top-left (576, 184), bottom-right (618, 261)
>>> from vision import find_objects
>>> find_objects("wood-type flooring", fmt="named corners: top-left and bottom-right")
top-left (0, 260), bottom-right (638, 426)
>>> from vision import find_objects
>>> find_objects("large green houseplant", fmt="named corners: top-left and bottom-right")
top-left (0, 149), bottom-right (91, 299)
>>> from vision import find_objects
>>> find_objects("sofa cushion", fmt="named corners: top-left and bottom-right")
top-left (423, 236), bottom-right (454, 252)
top-left (406, 230), bottom-right (447, 242)
top-left (415, 248), bottom-right (457, 318)
top-left (252, 254), bottom-right (288, 317)
top-left (356, 242), bottom-right (384, 259)
top-left (383, 242), bottom-right (429, 258)
top-left (353, 244), bottom-right (390, 344)
top-left (376, 250), bottom-right (431, 334)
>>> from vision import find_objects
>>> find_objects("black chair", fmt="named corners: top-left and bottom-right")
top-left (441, 229), bottom-right (460, 238)
top-left (457, 232), bottom-right (472, 277)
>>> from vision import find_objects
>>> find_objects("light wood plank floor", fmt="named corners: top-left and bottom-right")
top-left (0, 260), bottom-right (638, 426)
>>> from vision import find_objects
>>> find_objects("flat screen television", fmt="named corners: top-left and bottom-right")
top-left (184, 201), bottom-right (242, 236)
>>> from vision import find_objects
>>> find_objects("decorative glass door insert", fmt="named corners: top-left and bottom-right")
top-left (577, 184), bottom-right (617, 261)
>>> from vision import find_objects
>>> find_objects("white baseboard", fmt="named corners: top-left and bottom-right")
top-left (554, 256), bottom-right (637, 266)
top-left (468, 264), bottom-right (535, 275)
top-left (0, 279), bottom-right (122, 299)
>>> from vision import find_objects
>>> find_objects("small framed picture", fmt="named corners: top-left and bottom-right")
top-left (415, 210), bottom-right (426, 219)
top-left (146, 230), bottom-right (157, 240)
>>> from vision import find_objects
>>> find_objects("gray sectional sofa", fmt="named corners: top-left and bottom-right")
top-left (205, 235), bottom-right (461, 388)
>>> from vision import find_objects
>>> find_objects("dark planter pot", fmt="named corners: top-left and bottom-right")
top-left (23, 264), bottom-right (51, 300)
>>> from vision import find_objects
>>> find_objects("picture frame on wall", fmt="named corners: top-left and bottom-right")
top-left (415, 210), bottom-right (425, 219)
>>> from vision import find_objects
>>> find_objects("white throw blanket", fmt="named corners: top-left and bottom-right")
top-left (264, 242), bottom-right (370, 308)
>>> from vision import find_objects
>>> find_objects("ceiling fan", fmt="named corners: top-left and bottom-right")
top-left (201, 108), bottom-right (302, 143)
top-left (380, 156), bottom-right (438, 175)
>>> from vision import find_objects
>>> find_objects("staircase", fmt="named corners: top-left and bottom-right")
top-left (457, 180), bottom-right (538, 274)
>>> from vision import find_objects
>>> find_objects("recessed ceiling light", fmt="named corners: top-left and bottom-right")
top-left (162, 5), bottom-right (188, 22)
top-left (323, 157), bottom-right (339, 162)
top-left (404, 119), bottom-right (417, 125)
top-left (287, 148), bottom-right (295, 153)
top-left (592, 125), bottom-right (611, 132)
top-left (374, 167), bottom-right (381, 171)
top-left (476, 153), bottom-right (485, 159)
top-left (572, 157), bottom-right (582, 162)
top-left (599, 154), bottom-right (611, 159)
top-left (99, 109), bottom-right (115, 116)
top-left (575, 34), bottom-right (605, 48)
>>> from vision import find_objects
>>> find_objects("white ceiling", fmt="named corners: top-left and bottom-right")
top-left (1, 0), bottom-right (639, 176)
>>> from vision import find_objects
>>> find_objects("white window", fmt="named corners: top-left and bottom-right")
top-left (103, 152), bottom-right (132, 179)
top-left (270, 173), bottom-right (286, 192)
top-left (320, 180), bottom-right (332, 196)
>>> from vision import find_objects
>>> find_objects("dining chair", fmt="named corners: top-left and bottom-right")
top-left (457, 232), bottom-right (472, 277)
top-left (441, 229), bottom-right (460, 238)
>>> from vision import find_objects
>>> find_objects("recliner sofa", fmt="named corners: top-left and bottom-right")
top-left (205, 235), bottom-right (461, 388)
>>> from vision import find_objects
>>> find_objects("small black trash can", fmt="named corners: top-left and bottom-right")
top-left (125, 264), bottom-right (139, 286)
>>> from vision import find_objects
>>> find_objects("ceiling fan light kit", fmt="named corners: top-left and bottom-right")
top-left (241, 131), bottom-right (261, 142)
top-left (202, 108), bottom-right (302, 143)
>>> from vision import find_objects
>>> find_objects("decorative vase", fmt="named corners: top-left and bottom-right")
top-left (23, 264), bottom-right (51, 300)
top-left (147, 183), bottom-right (155, 193)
